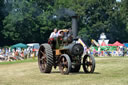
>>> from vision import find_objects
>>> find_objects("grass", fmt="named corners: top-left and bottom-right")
top-left (0, 57), bottom-right (128, 85)
top-left (0, 58), bottom-right (37, 65)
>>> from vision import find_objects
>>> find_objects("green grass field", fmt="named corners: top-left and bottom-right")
top-left (0, 58), bottom-right (37, 65)
top-left (0, 57), bottom-right (128, 85)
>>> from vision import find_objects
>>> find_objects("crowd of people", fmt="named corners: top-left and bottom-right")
top-left (89, 46), bottom-right (128, 57)
top-left (0, 47), bottom-right (37, 62)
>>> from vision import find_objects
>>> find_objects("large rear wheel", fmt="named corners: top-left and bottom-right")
top-left (38, 44), bottom-right (53, 73)
top-left (59, 54), bottom-right (71, 75)
top-left (83, 54), bottom-right (95, 73)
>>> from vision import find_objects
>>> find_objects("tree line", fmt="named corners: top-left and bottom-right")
top-left (0, 0), bottom-right (127, 46)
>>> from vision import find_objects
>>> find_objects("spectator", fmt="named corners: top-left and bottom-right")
top-left (98, 47), bottom-right (101, 56)
top-left (14, 51), bottom-right (23, 60)
top-left (20, 49), bottom-right (24, 58)
top-left (0, 48), bottom-right (1, 53)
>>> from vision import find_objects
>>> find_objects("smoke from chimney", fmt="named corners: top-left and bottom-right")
top-left (53, 8), bottom-right (76, 19)
top-left (54, 8), bottom-right (78, 39)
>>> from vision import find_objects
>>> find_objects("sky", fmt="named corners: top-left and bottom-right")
top-left (116, 0), bottom-right (121, 2)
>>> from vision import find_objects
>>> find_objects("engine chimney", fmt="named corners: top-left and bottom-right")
top-left (72, 16), bottom-right (78, 39)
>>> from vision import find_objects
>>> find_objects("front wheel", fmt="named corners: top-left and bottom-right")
top-left (83, 54), bottom-right (95, 73)
top-left (59, 54), bottom-right (71, 75)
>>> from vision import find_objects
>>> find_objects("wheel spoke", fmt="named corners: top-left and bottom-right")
top-left (87, 64), bottom-right (92, 72)
top-left (64, 61), bottom-right (68, 66)
top-left (39, 49), bottom-right (47, 71)
top-left (42, 63), bottom-right (46, 69)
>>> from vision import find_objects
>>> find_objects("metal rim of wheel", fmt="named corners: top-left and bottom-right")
top-left (83, 54), bottom-right (95, 73)
top-left (59, 54), bottom-right (71, 75)
top-left (38, 44), bottom-right (53, 73)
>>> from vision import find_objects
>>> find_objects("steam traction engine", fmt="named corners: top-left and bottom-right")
top-left (38, 16), bottom-right (95, 74)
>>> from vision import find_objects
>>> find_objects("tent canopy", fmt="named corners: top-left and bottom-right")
top-left (124, 43), bottom-right (128, 47)
top-left (112, 41), bottom-right (124, 46)
top-left (11, 43), bottom-right (28, 49)
top-left (108, 44), bottom-right (113, 46)
top-left (101, 42), bottom-right (107, 46)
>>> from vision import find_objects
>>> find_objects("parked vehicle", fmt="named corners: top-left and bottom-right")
top-left (27, 43), bottom-right (40, 58)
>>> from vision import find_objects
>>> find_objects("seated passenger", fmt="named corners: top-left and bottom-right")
top-left (58, 30), bottom-right (64, 37)
top-left (57, 30), bottom-right (64, 45)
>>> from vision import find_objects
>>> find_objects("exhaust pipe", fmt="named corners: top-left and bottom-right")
top-left (72, 16), bottom-right (78, 39)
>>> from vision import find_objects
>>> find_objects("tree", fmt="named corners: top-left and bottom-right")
top-left (0, 0), bottom-right (9, 46)
top-left (2, 0), bottom-right (55, 44)
top-left (79, 0), bottom-right (127, 44)
top-left (121, 0), bottom-right (128, 34)
top-left (1, 0), bottom-right (128, 46)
